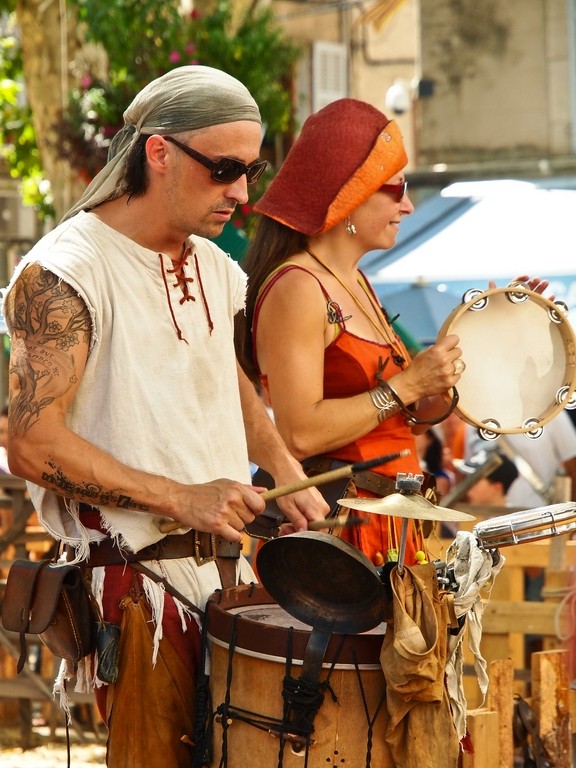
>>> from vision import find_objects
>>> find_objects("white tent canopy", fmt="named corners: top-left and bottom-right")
top-left (366, 180), bottom-right (576, 311)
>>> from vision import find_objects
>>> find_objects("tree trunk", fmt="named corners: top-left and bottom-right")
top-left (15, 0), bottom-right (86, 221)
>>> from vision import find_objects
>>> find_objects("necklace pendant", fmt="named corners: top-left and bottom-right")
top-left (327, 300), bottom-right (352, 325)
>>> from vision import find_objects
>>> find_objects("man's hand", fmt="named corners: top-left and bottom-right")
top-left (273, 484), bottom-right (330, 534)
top-left (174, 479), bottom-right (266, 542)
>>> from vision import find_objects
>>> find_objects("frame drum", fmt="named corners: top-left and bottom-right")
top-left (437, 284), bottom-right (576, 438)
top-left (472, 502), bottom-right (576, 547)
top-left (205, 584), bottom-right (392, 768)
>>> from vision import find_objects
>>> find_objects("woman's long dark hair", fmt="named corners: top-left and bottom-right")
top-left (235, 216), bottom-right (308, 384)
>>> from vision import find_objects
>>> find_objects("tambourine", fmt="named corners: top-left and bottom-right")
top-left (472, 502), bottom-right (576, 548)
top-left (437, 283), bottom-right (576, 439)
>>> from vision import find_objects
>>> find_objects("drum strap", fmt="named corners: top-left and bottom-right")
top-left (129, 561), bottom-right (205, 619)
top-left (215, 558), bottom-right (239, 591)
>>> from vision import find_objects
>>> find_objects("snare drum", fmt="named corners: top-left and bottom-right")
top-left (205, 584), bottom-right (392, 768)
top-left (437, 284), bottom-right (576, 438)
top-left (472, 502), bottom-right (576, 547)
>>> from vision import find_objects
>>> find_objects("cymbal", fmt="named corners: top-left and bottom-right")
top-left (337, 493), bottom-right (476, 522)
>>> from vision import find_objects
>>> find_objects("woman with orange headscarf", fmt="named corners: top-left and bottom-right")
top-left (238, 98), bottom-right (550, 568)
top-left (237, 98), bottom-right (465, 568)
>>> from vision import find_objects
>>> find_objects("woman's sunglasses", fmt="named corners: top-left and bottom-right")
top-left (164, 135), bottom-right (268, 184)
top-left (379, 181), bottom-right (408, 202)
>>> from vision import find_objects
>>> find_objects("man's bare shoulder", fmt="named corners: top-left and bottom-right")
top-left (5, 263), bottom-right (90, 336)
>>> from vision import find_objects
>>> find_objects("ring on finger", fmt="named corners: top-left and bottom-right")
top-left (453, 359), bottom-right (466, 376)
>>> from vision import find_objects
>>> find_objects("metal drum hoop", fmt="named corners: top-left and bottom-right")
top-left (472, 502), bottom-right (576, 548)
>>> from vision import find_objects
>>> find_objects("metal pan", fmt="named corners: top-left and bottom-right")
top-left (256, 531), bottom-right (386, 636)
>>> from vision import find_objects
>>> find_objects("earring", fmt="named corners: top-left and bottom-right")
top-left (345, 217), bottom-right (357, 236)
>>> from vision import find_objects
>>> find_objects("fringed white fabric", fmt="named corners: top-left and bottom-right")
top-left (90, 565), bottom-right (109, 689)
top-left (53, 659), bottom-right (75, 720)
top-left (53, 655), bottom-right (93, 717)
top-left (75, 656), bottom-right (93, 695)
top-left (174, 594), bottom-right (197, 633)
top-left (444, 531), bottom-right (505, 739)
top-left (26, 488), bottom-right (107, 565)
top-left (91, 565), bottom-right (106, 612)
top-left (142, 573), bottom-right (166, 667)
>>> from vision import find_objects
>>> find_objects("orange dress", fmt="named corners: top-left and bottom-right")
top-left (253, 264), bottom-right (427, 567)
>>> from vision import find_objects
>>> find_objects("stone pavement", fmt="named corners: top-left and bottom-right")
top-left (0, 728), bottom-right (105, 766)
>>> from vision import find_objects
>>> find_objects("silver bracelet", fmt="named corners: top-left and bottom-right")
top-left (368, 386), bottom-right (401, 423)
top-left (379, 379), bottom-right (410, 411)
top-left (379, 378), bottom-right (459, 427)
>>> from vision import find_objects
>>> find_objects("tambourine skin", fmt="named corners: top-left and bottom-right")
top-left (472, 502), bottom-right (576, 547)
top-left (437, 284), bottom-right (576, 435)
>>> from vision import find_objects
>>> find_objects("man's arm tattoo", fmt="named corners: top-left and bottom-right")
top-left (6, 267), bottom-right (91, 435)
top-left (41, 460), bottom-right (150, 511)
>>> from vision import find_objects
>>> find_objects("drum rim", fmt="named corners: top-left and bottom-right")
top-left (437, 285), bottom-right (576, 434)
top-left (205, 584), bottom-right (386, 667)
top-left (207, 632), bottom-right (384, 670)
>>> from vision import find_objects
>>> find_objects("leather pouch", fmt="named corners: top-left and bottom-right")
top-left (1, 558), bottom-right (97, 672)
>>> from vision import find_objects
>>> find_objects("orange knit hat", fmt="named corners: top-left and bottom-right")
top-left (255, 98), bottom-right (407, 235)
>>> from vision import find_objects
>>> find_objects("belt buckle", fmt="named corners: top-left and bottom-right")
top-left (194, 531), bottom-right (217, 566)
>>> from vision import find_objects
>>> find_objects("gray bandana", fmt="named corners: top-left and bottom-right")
top-left (62, 65), bottom-right (261, 221)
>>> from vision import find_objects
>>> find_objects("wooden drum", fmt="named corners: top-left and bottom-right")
top-left (204, 584), bottom-right (392, 768)
top-left (437, 283), bottom-right (576, 439)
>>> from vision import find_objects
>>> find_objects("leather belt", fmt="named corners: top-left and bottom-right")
top-left (303, 456), bottom-right (397, 497)
top-left (352, 470), bottom-right (397, 496)
top-left (67, 530), bottom-right (241, 568)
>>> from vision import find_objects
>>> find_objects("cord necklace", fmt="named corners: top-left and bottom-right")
top-left (306, 247), bottom-right (406, 366)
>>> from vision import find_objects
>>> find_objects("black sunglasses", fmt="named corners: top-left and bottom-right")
top-left (379, 180), bottom-right (408, 202)
top-left (164, 135), bottom-right (267, 184)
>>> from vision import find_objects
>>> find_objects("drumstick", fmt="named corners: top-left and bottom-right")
top-left (259, 449), bottom-right (410, 500)
top-left (307, 515), bottom-right (370, 531)
top-left (158, 449), bottom-right (410, 534)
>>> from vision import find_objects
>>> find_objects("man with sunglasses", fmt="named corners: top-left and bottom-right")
top-left (2, 65), bottom-right (327, 767)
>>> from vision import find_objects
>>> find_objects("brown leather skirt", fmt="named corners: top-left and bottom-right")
top-left (98, 581), bottom-right (201, 768)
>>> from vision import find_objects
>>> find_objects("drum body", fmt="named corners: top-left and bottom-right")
top-left (472, 502), bottom-right (576, 547)
top-left (206, 584), bottom-right (392, 768)
top-left (437, 285), bottom-right (576, 436)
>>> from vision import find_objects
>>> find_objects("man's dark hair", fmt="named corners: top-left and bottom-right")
top-left (487, 453), bottom-right (519, 493)
top-left (124, 134), bottom-right (149, 198)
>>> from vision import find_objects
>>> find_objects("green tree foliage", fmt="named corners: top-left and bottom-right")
top-left (0, 15), bottom-right (53, 216)
top-left (1, 0), bottom-right (300, 218)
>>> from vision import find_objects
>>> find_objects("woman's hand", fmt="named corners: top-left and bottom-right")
top-left (388, 333), bottom-right (463, 404)
top-left (489, 275), bottom-right (554, 301)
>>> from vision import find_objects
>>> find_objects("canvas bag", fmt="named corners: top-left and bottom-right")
top-left (1, 558), bottom-right (97, 672)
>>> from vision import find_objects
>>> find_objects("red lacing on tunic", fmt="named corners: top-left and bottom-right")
top-left (159, 244), bottom-right (214, 342)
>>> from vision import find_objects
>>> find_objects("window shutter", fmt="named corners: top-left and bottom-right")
top-left (312, 41), bottom-right (348, 112)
